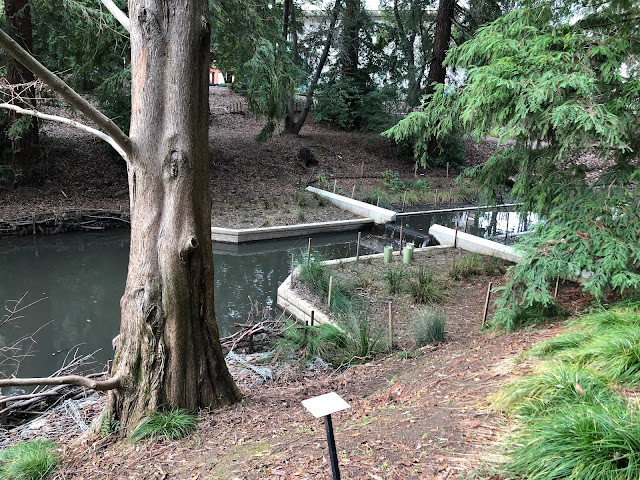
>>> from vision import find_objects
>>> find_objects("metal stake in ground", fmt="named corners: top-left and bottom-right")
top-left (302, 392), bottom-right (351, 480)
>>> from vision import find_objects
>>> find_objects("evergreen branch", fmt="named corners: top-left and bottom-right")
top-left (0, 27), bottom-right (132, 159)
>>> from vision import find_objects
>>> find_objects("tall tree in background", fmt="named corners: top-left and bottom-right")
top-left (341, 0), bottom-right (361, 79)
top-left (282, 0), bottom-right (342, 134)
top-left (426, 0), bottom-right (455, 92)
top-left (0, 0), bottom-right (241, 435)
top-left (2, 0), bottom-right (38, 189)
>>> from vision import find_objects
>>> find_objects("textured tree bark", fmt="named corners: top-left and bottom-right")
top-left (284, 0), bottom-right (341, 135)
top-left (107, 0), bottom-right (240, 434)
top-left (3, 0), bottom-right (39, 188)
top-left (341, 0), bottom-right (361, 79)
top-left (426, 0), bottom-right (455, 153)
top-left (426, 0), bottom-right (455, 91)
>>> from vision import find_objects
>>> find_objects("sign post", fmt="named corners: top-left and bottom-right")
top-left (302, 392), bottom-right (351, 480)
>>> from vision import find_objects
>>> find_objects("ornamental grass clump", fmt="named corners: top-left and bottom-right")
top-left (0, 439), bottom-right (59, 480)
top-left (493, 362), bottom-right (620, 418)
top-left (409, 265), bottom-right (447, 304)
top-left (495, 305), bottom-right (640, 479)
top-left (130, 409), bottom-right (198, 442)
top-left (504, 402), bottom-right (640, 480)
top-left (411, 308), bottom-right (446, 347)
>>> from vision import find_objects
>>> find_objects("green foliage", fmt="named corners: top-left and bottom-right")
top-left (409, 265), bottom-right (448, 304)
top-left (494, 362), bottom-right (620, 418)
top-left (130, 409), bottom-right (198, 442)
top-left (383, 267), bottom-right (406, 294)
top-left (0, 439), bottom-right (59, 480)
top-left (449, 253), bottom-right (505, 280)
top-left (384, 1), bottom-right (640, 324)
top-left (411, 308), bottom-right (446, 346)
top-left (505, 402), bottom-right (640, 480)
top-left (314, 79), bottom-right (400, 132)
top-left (210, 0), bottom-right (298, 140)
top-left (494, 304), bottom-right (640, 479)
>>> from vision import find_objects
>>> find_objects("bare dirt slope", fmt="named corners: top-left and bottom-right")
top-left (0, 87), bottom-right (494, 229)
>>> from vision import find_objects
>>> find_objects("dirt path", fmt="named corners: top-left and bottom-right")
top-left (51, 263), bottom-right (588, 480)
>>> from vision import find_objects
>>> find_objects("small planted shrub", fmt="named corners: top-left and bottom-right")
top-left (0, 439), bottom-right (59, 480)
top-left (411, 308), bottom-right (446, 346)
top-left (130, 409), bottom-right (198, 442)
top-left (409, 266), bottom-right (447, 304)
top-left (383, 267), bottom-right (406, 294)
top-left (449, 253), bottom-right (506, 280)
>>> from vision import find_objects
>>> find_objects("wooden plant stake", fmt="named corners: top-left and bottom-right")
top-left (388, 302), bottom-right (393, 351)
top-left (328, 276), bottom-right (333, 308)
top-left (351, 184), bottom-right (356, 198)
top-left (446, 162), bottom-right (449, 178)
top-left (356, 232), bottom-right (361, 261)
top-left (376, 197), bottom-right (380, 207)
top-left (504, 214), bottom-right (509, 244)
top-left (307, 238), bottom-right (312, 265)
top-left (454, 223), bottom-right (459, 249)
top-left (291, 254), bottom-right (295, 286)
top-left (402, 191), bottom-right (407, 212)
top-left (310, 310), bottom-right (315, 327)
top-left (554, 277), bottom-right (560, 298)
top-left (482, 282), bottom-right (493, 327)
top-left (434, 189), bottom-right (438, 206)
top-left (333, 179), bottom-right (337, 193)
top-left (399, 226), bottom-right (404, 253)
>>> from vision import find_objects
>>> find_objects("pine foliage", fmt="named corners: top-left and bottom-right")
top-left (385, 1), bottom-right (640, 327)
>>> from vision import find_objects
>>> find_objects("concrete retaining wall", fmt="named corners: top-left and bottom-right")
top-left (306, 186), bottom-right (396, 224)
top-left (429, 224), bottom-right (522, 263)
top-left (276, 245), bottom-right (450, 327)
top-left (212, 218), bottom-right (374, 244)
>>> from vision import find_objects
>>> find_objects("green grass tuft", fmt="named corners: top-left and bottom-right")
top-left (493, 362), bottom-right (620, 418)
top-left (0, 439), bottom-right (59, 480)
top-left (383, 267), bottom-right (406, 294)
top-left (504, 402), bottom-right (640, 480)
top-left (409, 265), bottom-right (448, 304)
top-left (130, 409), bottom-right (198, 442)
top-left (411, 308), bottom-right (446, 347)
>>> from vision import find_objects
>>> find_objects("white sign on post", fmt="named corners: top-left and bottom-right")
top-left (301, 391), bottom-right (350, 418)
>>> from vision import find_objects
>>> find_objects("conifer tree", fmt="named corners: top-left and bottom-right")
top-left (385, 0), bottom-right (640, 327)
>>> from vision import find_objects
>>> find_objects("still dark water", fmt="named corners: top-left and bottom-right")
top-left (0, 230), bottom-right (373, 379)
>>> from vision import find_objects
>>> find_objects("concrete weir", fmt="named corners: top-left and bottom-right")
top-left (306, 186), bottom-right (396, 224)
top-left (211, 218), bottom-right (374, 244)
top-left (428, 224), bottom-right (523, 263)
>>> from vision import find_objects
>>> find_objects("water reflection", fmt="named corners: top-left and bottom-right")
top-left (0, 230), bottom-right (373, 378)
top-left (397, 206), bottom-right (538, 243)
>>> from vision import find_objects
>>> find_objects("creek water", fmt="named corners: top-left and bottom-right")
top-left (0, 230), bottom-right (375, 380)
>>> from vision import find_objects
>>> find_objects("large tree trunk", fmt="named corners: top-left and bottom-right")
top-left (107, 0), bottom-right (240, 434)
top-left (341, 0), bottom-right (360, 79)
top-left (426, 0), bottom-right (455, 91)
top-left (426, 0), bottom-right (455, 154)
top-left (3, 0), bottom-right (39, 189)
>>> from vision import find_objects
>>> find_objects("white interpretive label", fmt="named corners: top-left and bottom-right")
top-left (302, 391), bottom-right (351, 418)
